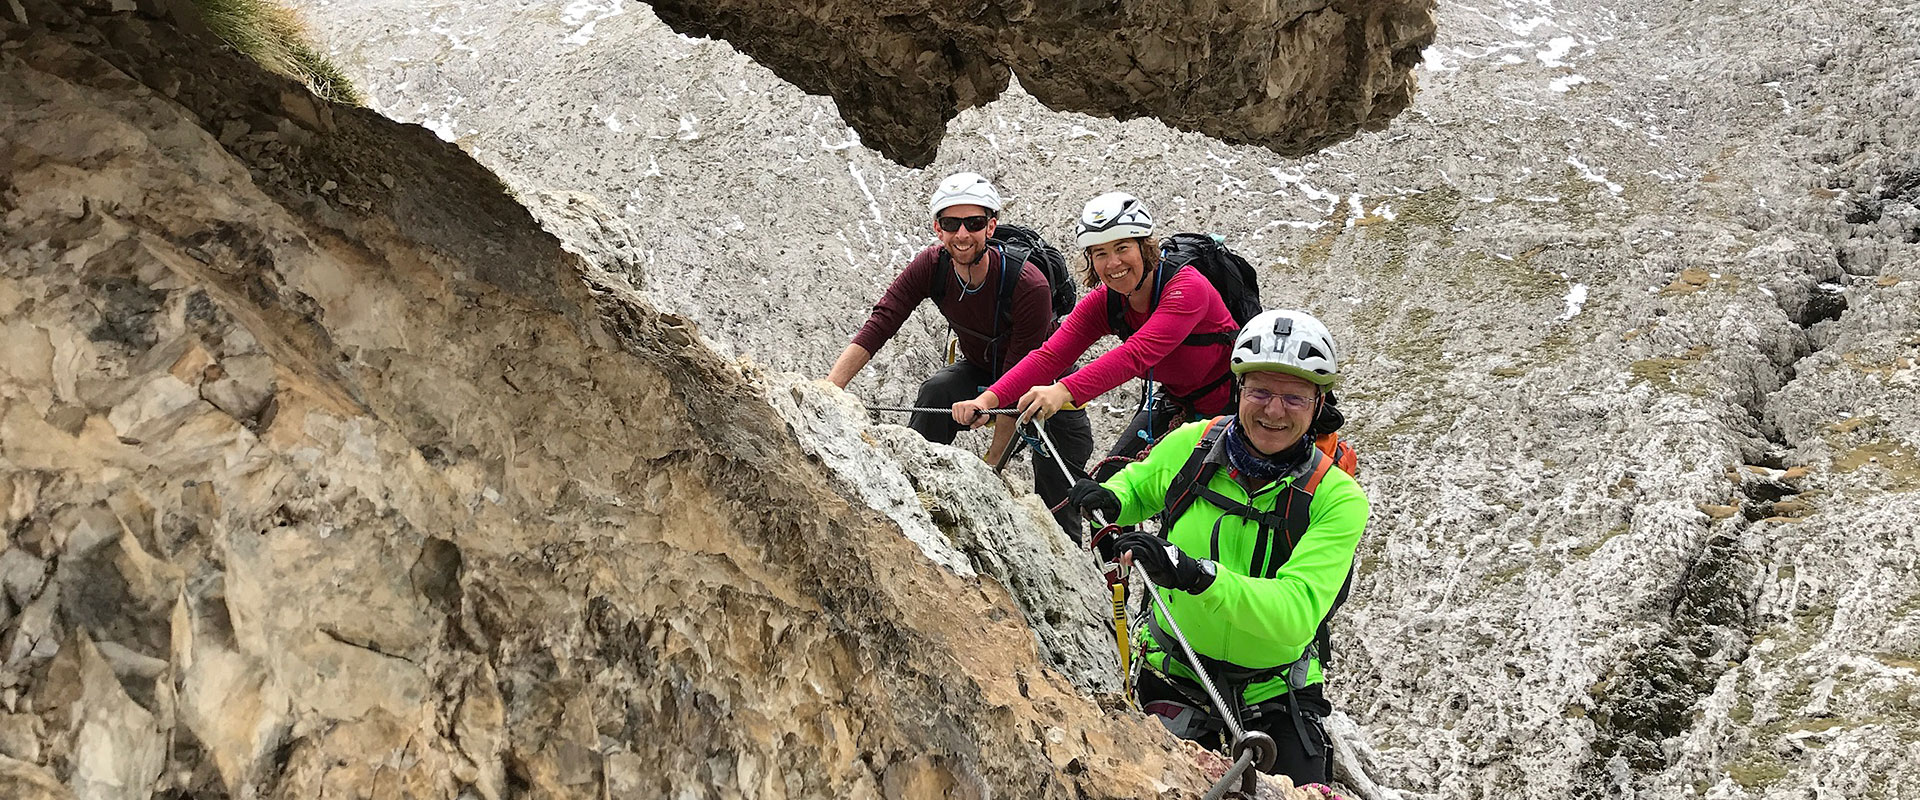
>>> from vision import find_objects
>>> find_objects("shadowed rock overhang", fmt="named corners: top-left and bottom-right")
top-left (640, 0), bottom-right (1438, 166)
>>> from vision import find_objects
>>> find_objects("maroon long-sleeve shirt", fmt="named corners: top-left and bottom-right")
top-left (851, 245), bottom-right (1053, 378)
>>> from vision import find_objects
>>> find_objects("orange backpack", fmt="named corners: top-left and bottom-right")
top-left (1314, 432), bottom-right (1359, 478)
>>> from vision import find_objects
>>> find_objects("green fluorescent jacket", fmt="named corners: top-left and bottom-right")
top-left (1103, 418), bottom-right (1370, 703)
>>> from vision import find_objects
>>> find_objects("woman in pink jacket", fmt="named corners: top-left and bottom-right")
top-left (953, 192), bottom-right (1240, 479)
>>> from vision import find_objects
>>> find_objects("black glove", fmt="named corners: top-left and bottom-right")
top-left (1112, 532), bottom-right (1217, 595)
top-left (1066, 478), bottom-right (1121, 523)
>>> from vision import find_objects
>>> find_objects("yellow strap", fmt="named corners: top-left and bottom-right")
top-left (1112, 582), bottom-right (1137, 710)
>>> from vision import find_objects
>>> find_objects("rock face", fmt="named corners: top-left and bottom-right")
top-left (0, 2), bottom-right (1332, 797)
top-left (641, 0), bottom-right (1436, 167)
top-left (294, 0), bottom-right (1920, 797)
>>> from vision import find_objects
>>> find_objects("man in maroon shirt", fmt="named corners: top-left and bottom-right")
top-left (827, 173), bottom-right (1094, 538)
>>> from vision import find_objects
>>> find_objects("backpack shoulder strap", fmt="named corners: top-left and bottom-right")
top-left (929, 248), bottom-right (950, 307)
top-left (1105, 288), bottom-right (1132, 340)
top-left (989, 247), bottom-right (1026, 373)
top-left (1160, 416), bottom-right (1230, 523)
top-left (1300, 444), bottom-right (1339, 494)
top-left (994, 245), bottom-right (1026, 326)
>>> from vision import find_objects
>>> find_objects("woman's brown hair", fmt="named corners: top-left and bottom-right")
top-left (1081, 236), bottom-right (1160, 288)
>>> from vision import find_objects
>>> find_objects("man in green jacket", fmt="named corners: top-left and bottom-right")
top-left (1065, 308), bottom-right (1369, 787)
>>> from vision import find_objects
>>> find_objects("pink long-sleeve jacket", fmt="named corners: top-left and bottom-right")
top-left (988, 266), bottom-right (1238, 414)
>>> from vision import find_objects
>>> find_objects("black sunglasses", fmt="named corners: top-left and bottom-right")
top-left (937, 215), bottom-right (991, 233)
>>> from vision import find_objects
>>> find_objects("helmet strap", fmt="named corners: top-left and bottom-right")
top-left (1126, 245), bottom-right (1156, 299)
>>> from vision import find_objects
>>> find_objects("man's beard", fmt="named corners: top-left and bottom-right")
top-left (951, 247), bottom-right (986, 268)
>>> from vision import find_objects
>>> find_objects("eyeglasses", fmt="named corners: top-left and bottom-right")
top-left (937, 215), bottom-right (991, 233)
top-left (1242, 388), bottom-right (1317, 410)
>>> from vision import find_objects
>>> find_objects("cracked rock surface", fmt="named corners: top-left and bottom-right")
top-left (0, 1), bottom-right (1335, 797)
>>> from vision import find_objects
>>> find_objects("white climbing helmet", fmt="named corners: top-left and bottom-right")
top-left (928, 172), bottom-right (1003, 217)
top-left (1075, 191), bottom-right (1155, 250)
top-left (1230, 309), bottom-right (1341, 386)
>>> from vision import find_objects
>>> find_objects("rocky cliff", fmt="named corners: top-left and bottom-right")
top-left (0, 1), bottom-right (1336, 797)
top-left (291, 0), bottom-right (1920, 798)
top-left (638, 0), bottom-right (1436, 167)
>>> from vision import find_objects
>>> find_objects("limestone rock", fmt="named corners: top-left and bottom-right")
top-left (291, 0), bottom-right (1920, 796)
top-left (13, 0), bottom-right (1920, 796)
top-left (641, 0), bottom-right (1436, 166)
top-left (0, 714), bottom-right (44, 763)
top-left (0, 755), bottom-right (70, 800)
top-left (0, 3), bottom-right (1211, 798)
top-left (766, 373), bottom-right (1118, 692)
top-left (32, 634), bottom-right (165, 800)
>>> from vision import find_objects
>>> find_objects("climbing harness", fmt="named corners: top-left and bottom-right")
top-left (1031, 418), bottom-right (1277, 798)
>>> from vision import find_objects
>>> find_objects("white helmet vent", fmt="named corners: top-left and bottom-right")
top-left (1229, 309), bottom-right (1341, 386)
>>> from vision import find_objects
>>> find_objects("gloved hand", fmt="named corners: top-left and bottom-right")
top-left (1066, 478), bottom-right (1121, 523)
top-left (1112, 532), bottom-right (1217, 595)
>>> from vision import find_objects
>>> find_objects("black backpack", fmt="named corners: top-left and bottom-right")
top-left (1105, 233), bottom-right (1263, 343)
top-left (931, 223), bottom-right (1077, 372)
top-left (1101, 233), bottom-right (1261, 411)
top-left (995, 223), bottom-right (1078, 321)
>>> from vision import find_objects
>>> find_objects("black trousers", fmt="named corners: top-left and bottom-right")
top-left (1091, 394), bottom-right (1208, 481)
top-left (906, 362), bottom-right (1095, 538)
top-left (1137, 670), bottom-right (1333, 787)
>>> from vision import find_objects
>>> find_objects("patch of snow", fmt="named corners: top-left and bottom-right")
top-left (1549, 75), bottom-right (1589, 92)
top-left (1066, 125), bottom-right (1099, 139)
top-left (1507, 17), bottom-right (1554, 36)
top-left (1565, 155), bottom-right (1623, 194)
top-left (1537, 36), bottom-right (1578, 67)
top-left (676, 114), bottom-right (700, 141)
top-left (561, 0), bottom-right (625, 46)
top-left (419, 107), bottom-right (460, 141)
top-left (560, 0), bottom-right (598, 25)
top-left (1761, 81), bottom-right (1794, 114)
top-left (847, 162), bottom-right (885, 226)
top-left (1560, 283), bottom-right (1589, 320)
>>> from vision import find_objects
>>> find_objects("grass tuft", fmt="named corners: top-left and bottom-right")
top-left (189, 0), bottom-right (363, 105)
